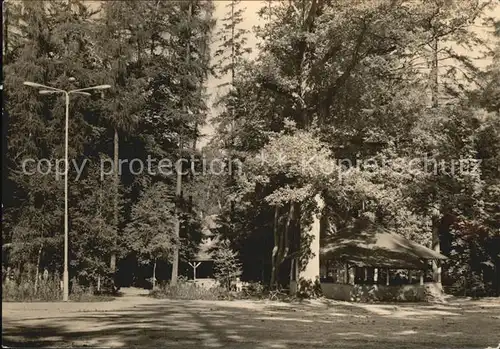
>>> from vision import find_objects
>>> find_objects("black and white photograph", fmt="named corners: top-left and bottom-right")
top-left (2, 0), bottom-right (500, 348)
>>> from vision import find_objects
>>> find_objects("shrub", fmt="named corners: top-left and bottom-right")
top-left (150, 277), bottom-right (231, 300)
top-left (2, 270), bottom-right (113, 302)
top-left (213, 240), bottom-right (242, 290)
top-left (242, 281), bottom-right (265, 299)
top-left (295, 277), bottom-right (322, 299)
top-left (2, 271), bottom-right (62, 302)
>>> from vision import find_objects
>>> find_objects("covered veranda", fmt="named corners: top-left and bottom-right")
top-left (320, 226), bottom-right (447, 302)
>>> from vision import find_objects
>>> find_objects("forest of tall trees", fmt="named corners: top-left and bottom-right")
top-left (2, 0), bottom-right (215, 290)
top-left (2, 0), bottom-right (500, 298)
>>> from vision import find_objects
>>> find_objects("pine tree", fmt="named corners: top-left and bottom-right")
top-left (124, 182), bottom-right (176, 290)
top-left (213, 0), bottom-right (252, 147)
top-left (4, 0), bottom-right (104, 280)
top-left (213, 239), bottom-right (242, 290)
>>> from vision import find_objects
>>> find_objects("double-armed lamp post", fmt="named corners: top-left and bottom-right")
top-left (24, 81), bottom-right (111, 302)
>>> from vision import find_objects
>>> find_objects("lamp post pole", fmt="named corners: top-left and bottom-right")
top-left (24, 81), bottom-right (111, 301)
top-left (63, 91), bottom-right (69, 302)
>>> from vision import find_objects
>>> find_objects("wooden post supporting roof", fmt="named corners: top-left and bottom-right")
top-left (348, 265), bottom-right (355, 285)
top-left (433, 258), bottom-right (442, 285)
top-left (188, 262), bottom-right (201, 281)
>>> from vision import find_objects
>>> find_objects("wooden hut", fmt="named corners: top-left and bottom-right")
top-left (187, 214), bottom-right (219, 288)
top-left (319, 225), bottom-right (447, 302)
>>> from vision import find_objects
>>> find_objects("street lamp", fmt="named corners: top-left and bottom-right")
top-left (24, 80), bottom-right (111, 302)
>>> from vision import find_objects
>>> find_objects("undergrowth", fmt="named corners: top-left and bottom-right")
top-left (2, 272), bottom-right (115, 302)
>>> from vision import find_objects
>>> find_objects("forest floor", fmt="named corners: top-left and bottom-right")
top-left (3, 287), bottom-right (500, 349)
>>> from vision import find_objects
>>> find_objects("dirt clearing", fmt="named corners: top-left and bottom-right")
top-left (3, 288), bottom-right (500, 348)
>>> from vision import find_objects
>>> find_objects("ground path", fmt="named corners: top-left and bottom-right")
top-left (3, 288), bottom-right (500, 348)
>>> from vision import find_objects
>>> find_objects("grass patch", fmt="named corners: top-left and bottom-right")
top-left (150, 279), bottom-right (273, 301)
top-left (150, 280), bottom-right (230, 300)
top-left (2, 275), bottom-right (115, 302)
top-left (3, 275), bottom-right (62, 302)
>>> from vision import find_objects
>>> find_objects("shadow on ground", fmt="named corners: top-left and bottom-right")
top-left (3, 296), bottom-right (500, 349)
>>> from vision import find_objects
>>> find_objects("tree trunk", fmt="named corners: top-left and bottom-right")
top-left (193, 120), bottom-right (198, 151)
top-left (171, 1), bottom-right (192, 286)
top-left (432, 217), bottom-right (442, 285)
top-left (171, 159), bottom-right (182, 286)
top-left (271, 202), bottom-right (296, 289)
top-left (3, 4), bottom-right (8, 63)
top-left (170, 203), bottom-right (182, 286)
top-left (270, 205), bottom-right (279, 289)
top-left (152, 258), bottom-right (157, 290)
top-left (229, 0), bottom-right (237, 138)
top-left (430, 31), bottom-right (442, 289)
top-left (110, 128), bottom-right (119, 274)
top-left (429, 34), bottom-right (441, 286)
top-left (231, 0), bottom-right (235, 87)
top-left (34, 244), bottom-right (43, 294)
top-left (193, 13), bottom-right (206, 152)
top-left (277, 202), bottom-right (294, 272)
top-left (431, 35), bottom-right (439, 108)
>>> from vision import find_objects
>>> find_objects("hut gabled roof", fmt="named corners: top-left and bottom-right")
top-left (320, 225), bottom-right (447, 269)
